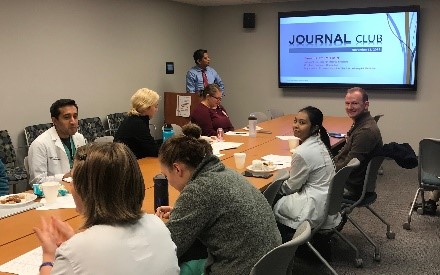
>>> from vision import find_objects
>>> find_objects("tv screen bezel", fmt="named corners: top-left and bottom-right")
top-left (278, 5), bottom-right (420, 91)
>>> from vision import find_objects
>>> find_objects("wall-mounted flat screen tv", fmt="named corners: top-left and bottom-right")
top-left (278, 5), bottom-right (420, 90)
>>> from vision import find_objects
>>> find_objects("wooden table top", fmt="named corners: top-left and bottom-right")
top-left (0, 114), bottom-right (352, 273)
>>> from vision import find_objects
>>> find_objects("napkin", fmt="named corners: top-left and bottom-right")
top-left (276, 135), bottom-right (297, 141)
top-left (36, 194), bottom-right (76, 210)
top-left (261, 154), bottom-right (292, 169)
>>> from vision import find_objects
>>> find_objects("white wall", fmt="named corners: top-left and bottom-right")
top-left (1, 0), bottom-right (439, 164)
top-left (0, 0), bottom-right (201, 160)
top-left (204, 0), bottom-right (440, 152)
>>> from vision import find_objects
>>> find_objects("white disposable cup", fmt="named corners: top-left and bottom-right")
top-left (234, 153), bottom-right (246, 169)
top-left (41, 182), bottom-right (59, 204)
top-left (288, 137), bottom-right (300, 150)
top-left (252, 160), bottom-right (263, 170)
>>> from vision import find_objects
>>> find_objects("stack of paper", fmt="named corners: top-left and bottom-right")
top-left (0, 246), bottom-right (42, 275)
top-left (211, 142), bottom-right (243, 152)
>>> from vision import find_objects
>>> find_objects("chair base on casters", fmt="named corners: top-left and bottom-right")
top-left (365, 205), bottom-right (396, 239)
top-left (332, 230), bottom-right (363, 268)
top-left (348, 215), bottom-right (381, 262)
top-left (402, 187), bottom-right (439, 230)
top-left (306, 241), bottom-right (339, 275)
top-left (403, 188), bottom-right (421, 230)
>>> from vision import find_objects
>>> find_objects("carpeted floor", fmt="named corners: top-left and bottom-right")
top-left (292, 159), bottom-right (440, 274)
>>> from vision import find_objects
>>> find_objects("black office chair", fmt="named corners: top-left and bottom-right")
top-left (78, 117), bottom-right (107, 143)
top-left (403, 138), bottom-right (440, 230)
top-left (106, 112), bottom-right (128, 136)
top-left (0, 130), bottom-right (27, 193)
top-left (24, 122), bottom-right (53, 147)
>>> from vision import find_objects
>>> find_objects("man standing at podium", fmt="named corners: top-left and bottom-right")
top-left (186, 49), bottom-right (225, 95)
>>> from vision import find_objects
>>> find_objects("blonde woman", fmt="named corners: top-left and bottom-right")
top-left (115, 88), bottom-right (160, 158)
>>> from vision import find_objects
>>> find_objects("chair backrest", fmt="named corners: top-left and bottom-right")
top-left (249, 220), bottom-right (312, 275)
top-left (263, 170), bottom-right (289, 207)
top-left (363, 156), bottom-right (385, 193)
top-left (78, 117), bottom-right (106, 143)
top-left (24, 123), bottom-right (53, 147)
top-left (418, 138), bottom-right (440, 184)
top-left (0, 130), bottom-right (17, 166)
top-left (172, 124), bottom-right (183, 136)
top-left (373, 114), bottom-right (384, 123)
top-left (107, 112), bottom-right (128, 136)
top-left (250, 112), bottom-right (269, 123)
top-left (94, 136), bottom-right (115, 143)
top-left (268, 109), bottom-right (285, 120)
top-left (23, 155), bottom-right (30, 180)
top-left (263, 178), bottom-right (284, 208)
top-left (23, 156), bottom-right (29, 173)
top-left (325, 158), bottom-right (361, 219)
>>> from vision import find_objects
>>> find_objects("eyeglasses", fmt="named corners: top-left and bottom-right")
top-left (210, 95), bottom-right (222, 101)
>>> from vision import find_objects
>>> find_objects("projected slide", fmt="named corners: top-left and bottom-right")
top-left (279, 10), bottom-right (418, 86)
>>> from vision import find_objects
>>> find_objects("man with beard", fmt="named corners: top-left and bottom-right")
top-left (28, 99), bottom-right (86, 184)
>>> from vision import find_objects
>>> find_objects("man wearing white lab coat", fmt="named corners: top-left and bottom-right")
top-left (28, 99), bottom-right (86, 184)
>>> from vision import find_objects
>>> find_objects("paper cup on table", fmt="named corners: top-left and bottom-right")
top-left (233, 153), bottom-right (246, 169)
top-left (41, 182), bottom-right (59, 204)
top-left (288, 137), bottom-right (300, 151)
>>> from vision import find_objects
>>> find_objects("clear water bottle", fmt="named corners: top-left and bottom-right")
top-left (217, 128), bottom-right (224, 141)
top-left (162, 123), bottom-right (174, 143)
top-left (248, 115), bottom-right (257, 137)
top-left (153, 174), bottom-right (169, 210)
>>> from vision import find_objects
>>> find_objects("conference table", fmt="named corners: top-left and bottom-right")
top-left (0, 114), bottom-right (352, 274)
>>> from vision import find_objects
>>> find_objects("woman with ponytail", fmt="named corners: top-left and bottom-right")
top-left (156, 124), bottom-right (281, 275)
top-left (273, 106), bottom-right (340, 243)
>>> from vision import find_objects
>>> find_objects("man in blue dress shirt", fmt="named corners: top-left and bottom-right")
top-left (186, 49), bottom-right (225, 95)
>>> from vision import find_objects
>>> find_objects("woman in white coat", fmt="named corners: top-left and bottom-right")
top-left (273, 106), bottom-right (340, 243)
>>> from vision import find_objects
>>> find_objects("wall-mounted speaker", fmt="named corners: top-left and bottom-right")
top-left (243, 13), bottom-right (255, 29)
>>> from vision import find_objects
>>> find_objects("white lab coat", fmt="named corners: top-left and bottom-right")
top-left (28, 127), bottom-right (86, 184)
top-left (274, 135), bottom-right (341, 230)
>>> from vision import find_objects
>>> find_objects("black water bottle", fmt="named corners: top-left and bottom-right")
top-left (153, 174), bottom-right (169, 210)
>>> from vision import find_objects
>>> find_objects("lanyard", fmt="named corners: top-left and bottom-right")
top-left (62, 137), bottom-right (76, 169)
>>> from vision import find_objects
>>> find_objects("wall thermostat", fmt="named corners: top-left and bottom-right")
top-left (166, 62), bottom-right (174, 74)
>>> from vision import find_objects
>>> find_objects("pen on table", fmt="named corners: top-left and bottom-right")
top-left (221, 147), bottom-right (238, 151)
top-left (234, 132), bottom-right (248, 135)
top-left (257, 130), bottom-right (272, 134)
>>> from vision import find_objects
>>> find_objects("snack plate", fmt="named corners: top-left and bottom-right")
top-left (246, 165), bottom-right (277, 176)
top-left (0, 193), bottom-right (37, 208)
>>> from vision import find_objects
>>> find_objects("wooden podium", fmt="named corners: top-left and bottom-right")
top-left (164, 92), bottom-right (202, 126)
